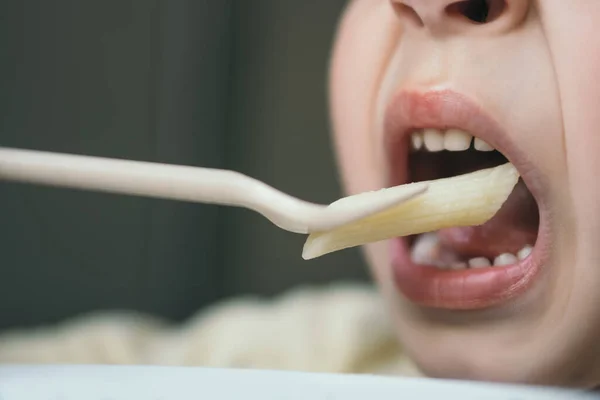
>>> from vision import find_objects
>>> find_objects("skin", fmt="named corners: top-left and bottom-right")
top-left (328, 0), bottom-right (600, 388)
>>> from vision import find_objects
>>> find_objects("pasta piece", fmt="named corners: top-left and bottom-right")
top-left (302, 163), bottom-right (519, 260)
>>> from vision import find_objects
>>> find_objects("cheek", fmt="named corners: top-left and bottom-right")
top-left (329, 1), bottom-right (399, 196)
top-left (567, 49), bottom-right (600, 239)
top-left (539, 2), bottom-right (600, 380)
top-left (539, 2), bottom-right (600, 230)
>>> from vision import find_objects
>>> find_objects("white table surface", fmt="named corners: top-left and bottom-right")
top-left (0, 365), bottom-right (597, 400)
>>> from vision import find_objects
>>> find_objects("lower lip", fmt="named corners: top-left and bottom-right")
top-left (390, 224), bottom-right (547, 310)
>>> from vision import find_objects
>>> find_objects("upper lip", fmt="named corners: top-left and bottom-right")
top-left (383, 89), bottom-right (508, 152)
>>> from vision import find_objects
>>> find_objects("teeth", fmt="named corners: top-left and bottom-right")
top-left (468, 257), bottom-right (491, 268)
top-left (444, 129), bottom-right (473, 151)
top-left (411, 129), bottom-right (495, 152)
top-left (493, 253), bottom-right (518, 266)
top-left (412, 243), bottom-right (528, 269)
top-left (517, 245), bottom-right (533, 260)
top-left (450, 262), bottom-right (468, 270)
top-left (411, 130), bottom-right (423, 151)
top-left (410, 236), bottom-right (529, 270)
top-left (410, 233), bottom-right (440, 265)
top-left (423, 129), bottom-right (445, 152)
top-left (474, 138), bottom-right (494, 152)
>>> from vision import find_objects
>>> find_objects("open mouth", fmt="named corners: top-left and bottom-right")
top-left (385, 90), bottom-right (545, 310)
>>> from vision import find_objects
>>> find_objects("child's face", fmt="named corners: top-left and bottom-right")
top-left (329, 0), bottom-right (600, 387)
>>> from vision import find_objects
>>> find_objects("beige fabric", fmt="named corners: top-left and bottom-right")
top-left (0, 284), bottom-right (421, 377)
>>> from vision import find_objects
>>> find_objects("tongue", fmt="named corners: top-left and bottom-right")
top-left (437, 180), bottom-right (538, 258)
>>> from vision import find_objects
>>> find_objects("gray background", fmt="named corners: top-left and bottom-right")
top-left (0, 0), bottom-right (369, 329)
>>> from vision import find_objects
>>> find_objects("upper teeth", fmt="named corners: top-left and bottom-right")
top-left (411, 129), bottom-right (495, 152)
top-left (474, 137), bottom-right (494, 151)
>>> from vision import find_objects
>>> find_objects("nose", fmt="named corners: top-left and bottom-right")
top-left (391, 0), bottom-right (529, 35)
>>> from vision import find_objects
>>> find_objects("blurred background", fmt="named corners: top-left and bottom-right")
top-left (0, 0), bottom-right (370, 330)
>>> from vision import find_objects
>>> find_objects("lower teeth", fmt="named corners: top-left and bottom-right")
top-left (410, 233), bottom-right (533, 270)
top-left (468, 257), bottom-right (491, 268)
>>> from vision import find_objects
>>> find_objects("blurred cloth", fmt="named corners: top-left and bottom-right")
top-left (0, 284), bottom-right (420, 377)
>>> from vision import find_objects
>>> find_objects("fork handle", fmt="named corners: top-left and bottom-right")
top-left (0, 147), bottom-right (313, 227)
